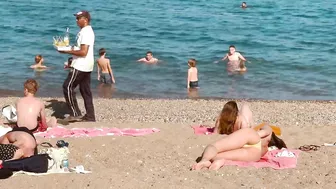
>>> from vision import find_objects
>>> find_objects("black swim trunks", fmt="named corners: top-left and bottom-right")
top-left (9, 127), bottom-right (35, 140)
top-left (0, 144), bottom-right (18, 161)
top-left (189, 81), bottom-right (199, 88)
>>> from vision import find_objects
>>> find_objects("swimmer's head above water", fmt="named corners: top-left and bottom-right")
top-left (229, 45), bottom-right (236, 56)
top-left (241, 2), bottom-right (247, 8)
top-left (145, 51), bottom-right (154, 61)
top-left (35, 55), bottom-right (43, 64)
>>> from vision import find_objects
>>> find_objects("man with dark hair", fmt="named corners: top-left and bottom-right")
top-left (137, 51), bottom-right (158, 64)
top-left (58, 10), bottom-right (96, 122)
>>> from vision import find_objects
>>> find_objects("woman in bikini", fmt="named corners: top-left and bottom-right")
top-left (192, 101), bottom-right (287, 170)
top-left (222, 45), bottom-right (247, 72)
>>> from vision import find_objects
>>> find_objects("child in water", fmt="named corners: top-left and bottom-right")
top-left (30, 55), bottom-right (47, 69)
top-left (192, 101), bottom-right (287, 170)
top-left (187, 59), bottom-right (199, 89)
top-left (97, 48), bottom-right (116, 84)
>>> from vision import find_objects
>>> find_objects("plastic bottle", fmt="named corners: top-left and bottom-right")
top-left (63, 27), bottom-right (70, 46)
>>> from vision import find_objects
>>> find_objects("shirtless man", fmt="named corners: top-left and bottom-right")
top-left (30, 55), bottom-right (47, 69)
top-left (137, 51), bottom-right (158, 64)
top-left (97, 48), bottom-right (115, 84)
top-left (222, 45), bottom-right (247, 72)
top-left (16, 79), bottom-right (57, 132)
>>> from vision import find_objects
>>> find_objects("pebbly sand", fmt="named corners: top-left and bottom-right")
top-left (1, 97), bottom-right (336, 189)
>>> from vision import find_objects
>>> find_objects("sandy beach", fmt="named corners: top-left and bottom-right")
top-left (1, 97), bottom-right (336, 189)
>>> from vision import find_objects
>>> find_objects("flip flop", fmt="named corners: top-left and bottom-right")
top-left (323, 142), bottom-right (336, 147)
top-left (298, 144), bottom-right (320, 151)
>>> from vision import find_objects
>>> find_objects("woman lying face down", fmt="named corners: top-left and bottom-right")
top-left (192, 101), bottom-right (287, 170)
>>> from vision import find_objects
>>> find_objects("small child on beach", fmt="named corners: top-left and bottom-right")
top-left (97, 48), bottom-right (116, 84)
top-left (187, 59), bottom-right (199, 89)
top-left (15, 79), bottom-right (57, 133)
top-left (30, 55), bottom-right (47, 69)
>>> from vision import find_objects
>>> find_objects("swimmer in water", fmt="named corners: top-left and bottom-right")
top-left (222, 45), bottom-right (247, 72)
top-left (241, 2), bottom-right (247, 8)
top-left (30, 55), bottom-right (47, 69)
top-left (137, 51), bottom-right (158, 64)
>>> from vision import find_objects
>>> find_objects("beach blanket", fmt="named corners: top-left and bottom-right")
top-left (220, 149), bottom-right (301, 170)
top-left (34, 126), bottom-right (160, 138)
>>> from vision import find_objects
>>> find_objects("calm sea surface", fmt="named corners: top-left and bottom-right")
top-left (0, 0), bottom-right (335, 100)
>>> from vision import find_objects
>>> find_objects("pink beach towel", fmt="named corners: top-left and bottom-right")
top-left (192, 125), bottom-right (215, 135)
top-left (34, 126), bottom-right (160, 138)
top-left (220, 149), bottom-right (301, 169)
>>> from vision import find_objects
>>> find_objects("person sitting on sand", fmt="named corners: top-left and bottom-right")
top-left (192, 101), bottom-right (287, 170)
top-left (97, 48), bottom-right (116, 84)
top-left (241, 2), bottom-right (247, 8)
top-left (30, 55), bottom-right (47, 69)
top-left (137, 51), bottom-right (158, 64)
top-left (214, 101), bottom-right (253, 133)
top-left (15, 79), bottom-right (57, 133)
top-left (187, 59), bottom-right (199, 89)
top-left (222, 45), bottom-right (247, 72)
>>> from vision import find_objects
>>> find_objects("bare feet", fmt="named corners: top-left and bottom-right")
top-left (191, 160), bottom-right (211, 170)
top-left (209, 159), bottom-right (225, 170)
top-left (47, 117), bottom-right (57, 127)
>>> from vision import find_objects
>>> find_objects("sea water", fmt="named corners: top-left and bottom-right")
top-left (0, 0), bottom-right (335, 100)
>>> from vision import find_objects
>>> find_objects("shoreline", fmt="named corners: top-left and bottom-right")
top-left (0, 88), bottom-right (335, 103)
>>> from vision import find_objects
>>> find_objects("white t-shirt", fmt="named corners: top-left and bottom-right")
top-left (72, 25), bottom-right (95, 72)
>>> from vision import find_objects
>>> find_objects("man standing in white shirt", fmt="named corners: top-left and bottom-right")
top-left (58, 10), bottom-right (96, 122)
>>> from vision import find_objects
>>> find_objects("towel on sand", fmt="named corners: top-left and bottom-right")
top-left (34, 126), bottom-right (160, 138)
top-left (219, 149), bottom-right (301, 169)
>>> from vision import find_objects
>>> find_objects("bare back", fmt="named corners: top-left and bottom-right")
top-left (188, 67), bottom-right (198, 82)
top-left (16, 96), bottom-right (43, 130)
top-left (97, 57), bottom-right (110, 73)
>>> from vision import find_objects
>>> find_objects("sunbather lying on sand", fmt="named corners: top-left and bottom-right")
top-left (192, 101), bottom-right (287, 170)
top-left (0, 127), bottom-right (37, 164)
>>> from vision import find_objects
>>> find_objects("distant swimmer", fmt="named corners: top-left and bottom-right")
top-left (97, 48), bottom-right (115, 84)
top-left (241, 2), bottom-right (247, 8)
top-left (137, 51), bottom-right (158, 64)
top-left (222, 45), bottom-right (247, 72)
top-left (30, 55), bottom-right (47, 69)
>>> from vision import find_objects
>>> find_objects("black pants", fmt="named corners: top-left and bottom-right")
top-left (62, 69), bottom-right (95, 120)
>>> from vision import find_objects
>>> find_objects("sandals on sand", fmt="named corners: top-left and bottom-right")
top-left (298, 145), bottom-right (320, 151)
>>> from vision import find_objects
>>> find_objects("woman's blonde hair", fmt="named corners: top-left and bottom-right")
top-left (217, 101), bottom-right (239, 134)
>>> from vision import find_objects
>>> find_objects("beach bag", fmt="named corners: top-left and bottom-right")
top-left (1, 105), bottom-right (17, 123)
top-left (39, 142), bottom-right (70, 173)
top-left (1, 154), bottom-right (51, 173)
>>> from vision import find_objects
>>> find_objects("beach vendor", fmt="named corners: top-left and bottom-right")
top-left (58, 10), bottom-right (96, 122)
